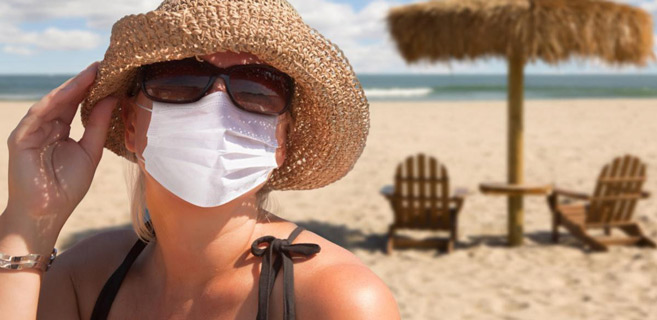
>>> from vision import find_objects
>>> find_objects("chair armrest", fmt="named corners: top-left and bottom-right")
top-left (552, 188), bottom-right (590, 201)
top-left (450, 188), bottom-right (468, 213)
top-left (452, 187), bottom-right (469, 198)
top-left (380, 185), bottom-right (394, 197)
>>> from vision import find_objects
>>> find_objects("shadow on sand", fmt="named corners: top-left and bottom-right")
top-left (462, 231), bottom-right (587, 251)
top-left (60, 223), bottom-right (133, 251)
top-left (298, 220), bottom-right (589, 253)
top-left (61, 221), bottom-right (588, 253)
top-left (296, 220), bottom-right (389, 253)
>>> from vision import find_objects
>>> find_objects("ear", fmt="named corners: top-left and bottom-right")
top-left (275, 113), bottom-right (291, 168)
top-left (120, 99), bottom-right (137, 154)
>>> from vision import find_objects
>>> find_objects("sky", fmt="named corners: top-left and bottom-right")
top-left (0, 0), bottom-right (656, 75)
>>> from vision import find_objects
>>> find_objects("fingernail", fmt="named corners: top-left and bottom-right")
top-left (86, 61), bottom-right (100, 71)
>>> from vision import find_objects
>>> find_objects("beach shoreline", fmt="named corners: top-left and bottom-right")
top-left (1, 99), bottom-right (656, 319)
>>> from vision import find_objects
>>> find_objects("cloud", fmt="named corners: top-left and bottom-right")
top-left (3, 46), bottom-right (35, 55)
top-left (1, 27), bottom-right (101, 54)
top-left (0, 0), bottom-right (161, 29)
top-left (0, 0), bottom-right (148, 55)
top-left (611, 0), bottom-right (657, 10)
top-left (35, 28), bottom-right (101, 50)
top-left (288, 0), bottom-right (389, 41)
top-left (1, 0), bottom-right (402, 68)
top-left (1, 0), bottom-right (654, 72)
top-left (638, 0), bottom-right (657, 12)
top-left (288, 0), bottom-right (457, 73)
top-left (289, 0), bottom-right (398, 72)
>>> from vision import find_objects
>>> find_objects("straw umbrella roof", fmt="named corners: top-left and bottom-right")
top-left (388, 0), bottom-right (654, 65)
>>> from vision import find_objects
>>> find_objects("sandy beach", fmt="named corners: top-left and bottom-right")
top-left (1, 99), bottom-right (656, 319)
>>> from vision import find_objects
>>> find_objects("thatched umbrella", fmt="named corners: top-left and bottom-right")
top-left (388, 0), bottom-right (654, 246)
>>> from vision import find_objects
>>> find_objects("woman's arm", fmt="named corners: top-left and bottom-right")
top-left (0, 62), bottom-right (117, 319)
top-left (0, 211), bottom-right (60, 320)
top-left (36, 249), bottom-right (82, 319)
top-left (309, 263), bottom-right (401, 320)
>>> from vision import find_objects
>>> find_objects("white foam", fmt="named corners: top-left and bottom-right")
top-left (364, 87), bottom-right (432, 98)
top-left (0, 94), bottom-right (42, 101)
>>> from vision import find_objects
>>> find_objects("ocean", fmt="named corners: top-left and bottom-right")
top-left (1, 74), bottom-right (656, 102)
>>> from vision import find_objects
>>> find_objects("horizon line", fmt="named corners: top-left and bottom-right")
top-left (3, 72), bottom-right (657, 76)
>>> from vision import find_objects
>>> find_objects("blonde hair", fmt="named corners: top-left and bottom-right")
top-left (125, 161), bottom-right (153, 242)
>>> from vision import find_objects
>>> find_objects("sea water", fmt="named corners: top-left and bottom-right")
top-left (359, 74), bottom-right (657, 101)
top-left (1, 74), bottom-right (656, 102)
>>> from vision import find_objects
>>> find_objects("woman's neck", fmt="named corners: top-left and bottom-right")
top-left (143, 183), bottom-right (262, 291)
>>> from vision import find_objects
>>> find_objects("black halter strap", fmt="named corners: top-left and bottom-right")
top-left (250, 226), bottom-right (321, 320)
top-left (90, 225), bottom-right (319, 320)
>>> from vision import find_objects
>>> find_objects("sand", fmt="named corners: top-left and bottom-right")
top-left (1, 99), bottom-right (656, 319)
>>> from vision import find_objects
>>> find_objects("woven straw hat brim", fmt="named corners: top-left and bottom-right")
top-left (81, 0), bottom-right (369, 190)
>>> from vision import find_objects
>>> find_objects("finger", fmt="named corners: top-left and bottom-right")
top-left (13, 62), bottom-right (99, 143)
top-left (78, 96), bottom-right (118, 166)
top-left (52, 63), bottom-right (101, 125)
top-left (42, 120), bottom-right (72, 147)
top-left (31, 62), bottom-right (99, 122)
top-left (12, 120), bottom-right (72, 152)
top-left (9, 109), bottom-right (50, 147)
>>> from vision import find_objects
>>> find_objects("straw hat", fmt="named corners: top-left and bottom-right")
top-left (81, 0), bottom-right (369, 190)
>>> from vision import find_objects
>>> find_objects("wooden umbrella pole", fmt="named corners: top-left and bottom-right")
top-left (507, 53), bottom-right (525, 246)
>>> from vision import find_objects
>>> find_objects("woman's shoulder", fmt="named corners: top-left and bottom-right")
top-left (295, 228), bottom-right (400, 319)
top-left (260, 219), bottom-right (400, 320)
top-left (51, 227), bottom-right (140, 316)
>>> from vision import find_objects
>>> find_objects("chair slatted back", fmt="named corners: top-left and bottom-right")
top-left (392, 154), bottom-right (450, 230)
top-left (588, 155), bottom-right (647, 225)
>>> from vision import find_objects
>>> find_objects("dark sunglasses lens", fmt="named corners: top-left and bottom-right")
top-left (229, 67), bottom-right (292, 115)
top-left (144, 75), bottom-right (211, 103)
top-left (143, 59), bottom-right (211, 103)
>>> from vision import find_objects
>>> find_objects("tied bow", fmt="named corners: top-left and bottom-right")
top-left (251, 232), bottom-right (321, 320)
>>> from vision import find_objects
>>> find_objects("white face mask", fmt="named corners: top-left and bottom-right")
top-left (137, 91), bottom-right (279, 208)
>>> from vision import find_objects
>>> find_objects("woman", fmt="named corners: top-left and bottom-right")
top-left (0, 0), bottom-right (400, 319)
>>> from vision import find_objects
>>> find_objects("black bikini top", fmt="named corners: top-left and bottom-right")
top-left (90, 226), bottom-right (321, 320)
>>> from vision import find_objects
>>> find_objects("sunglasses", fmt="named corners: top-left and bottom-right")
top-left (130, 57), bottom-right (295, 116)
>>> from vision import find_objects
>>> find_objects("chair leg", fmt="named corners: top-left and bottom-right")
top-left (443, 210), bottom-right (458, 254)
top-left (604, 227), bottom-right (611, 236)
top-left (618, 224), bottom-right (657, 248)
top-left (548, 194), bottom-right (560, 243)
top-left (449, 210), bottom-right (458, 242)
top-left (565, 224), bottom-right (608, 252)
top-left (386, 226), bottom-right (396, 255)
top-left (386, 237), bottom-right (394, 255)
top-left (444, 240), bottom-right (454, 254)
top-left (552, 212), bottom-right (561, 243)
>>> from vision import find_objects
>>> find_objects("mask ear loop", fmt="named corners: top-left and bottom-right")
top-left (136, 101), bottom-right (153, 113)
top-left (136, 153), bottom-right (147, 163)
top-left (132, 101), bottom-right (151, 164)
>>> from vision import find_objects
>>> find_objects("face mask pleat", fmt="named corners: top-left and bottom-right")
top-left (141, 91), bottom-right (279, 207)
top-left (144, 143), bottom-right (276, 169)
top-left (147, 132), bottom-right (277, 153)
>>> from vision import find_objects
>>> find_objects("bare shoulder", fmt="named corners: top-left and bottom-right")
top-left (292, 228), bottom-right (401, 320)
top-left (48, 227), bottom-right (139, 316)
top-left (62, 227), bottom-right (138, 285)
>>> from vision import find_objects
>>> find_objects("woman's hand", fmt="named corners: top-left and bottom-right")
top-left (2, 62), bottom-right (117, 253)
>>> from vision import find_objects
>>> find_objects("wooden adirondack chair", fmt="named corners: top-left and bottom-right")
top-left (381, 154), bottom-right (466, 254)
top-left (547, 155), bottom-right (656, 251)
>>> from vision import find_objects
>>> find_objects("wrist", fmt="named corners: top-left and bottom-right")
top-left (0, 211), bottom-right (58, 256)
top-left (0, 248), bottom-right (57, 272)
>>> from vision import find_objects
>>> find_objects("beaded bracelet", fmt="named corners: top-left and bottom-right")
top-left (0, 248), bottom-right (58, 272)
